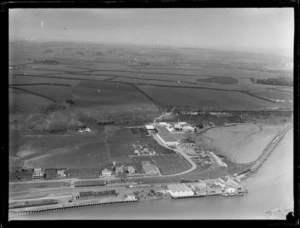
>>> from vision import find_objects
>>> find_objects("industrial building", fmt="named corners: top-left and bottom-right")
top-left (155, 125), bottom-right (179, 146)
top-left (93, 190), bottom-right (117, 198)
top-left (224, 187), bottom-right (236, 195)
top-left (158, 122), bottom-right (195, 133)
top-left (174, 122), bottom-right (195, 132)
top-left (189, 181), bottom-right (207, 191)
top-left (167, 183), bottom-right (194, 198)
top-left (79, 191), bottom-right (94, 198)
top-left (79, 190), bottom-right (117, 199)
top-left (142, 161), bottom-right (160, 175)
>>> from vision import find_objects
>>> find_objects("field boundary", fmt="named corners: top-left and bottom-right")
top-left (10, 86), bottom-right (56, 102)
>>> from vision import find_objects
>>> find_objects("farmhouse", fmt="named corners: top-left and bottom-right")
top-left (32, 168), bottom-right (44, 180)
top-left (142, 161), bottom-right (159, 175)
top-left (57, 169), bottom-right (67, 178)
top-left (101, 168), bottom-right (112, 177)
top-left (115, 166), bottom-right (124, 175)
top-left (127, 166), bottom-right (136, 174)
top-left (145, 124), bottom-right (155, 130)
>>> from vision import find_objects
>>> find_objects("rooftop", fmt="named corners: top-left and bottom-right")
top-left (155, 125), bottom-right (178, 143)
top-left (168, 183), bottom-right (193, 192)
top-left (142, 161), bottom-right (159, 173)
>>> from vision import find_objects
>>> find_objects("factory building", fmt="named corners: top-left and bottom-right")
top-left (174, 122), bottom-right (195, 132)
top-left (224, 187), bottom-right (236, 195)
top-left (167, 183), bottom-right (194, 198)
top-left (155, 125), bottom-right (179, 147)
top-left (93, 190), bottom-right (117, 198)
top-left (189, 181), bottom-right (207, 191)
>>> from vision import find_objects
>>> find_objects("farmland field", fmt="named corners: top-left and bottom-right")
top-left (131, 154), bottom-right (191, 175)
top-left (107, 127), bottom-right (176, 157)
top-left (9, 40), bottom-right (293, 180)
top-left (9, 88), bottom-right (54, 115)
top-left (196, 76), bottom-right (238, 84)
top-left (65, 80), bottom-right (159, 116)
top-left (152, 154), bottom-right (192, 175)
top-left (137, 85), bottom-right (286, 110)
top-left (23, 142), bottom-right (109, 169)
top-left (11, 85), bottom-right (73, 102)
top-left (9, 75), bottom-right (81, 86)
top-left (249, 89), bottom-right (293, 102)
top-left (9, 157), bottom-right (24, 168)
top-left (16, 133), bottom-right (104, 159)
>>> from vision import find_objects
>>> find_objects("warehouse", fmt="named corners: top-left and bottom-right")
top-left (93, 190), bottom-right (117, 198)
top-left (174, 122), bottom-right (195, 132)
top-left (167, 183), bottom-right (194, 198)
top-left (224, 187), bottom-right (236, 195)
top-left (79, 191), bottom-right (94, 198)
top-left (189, 181), bottom-right (207, 191)
top-left (155, 125), bottom-right (179, 147)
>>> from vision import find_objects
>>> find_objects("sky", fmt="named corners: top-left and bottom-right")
top-left (9, 8), bottom-right (294, 56)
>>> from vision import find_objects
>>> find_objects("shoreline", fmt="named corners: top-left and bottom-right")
top-left (9, 123), bottom-right (293, 219)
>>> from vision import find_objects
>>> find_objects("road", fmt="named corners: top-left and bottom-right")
top-left (153, 134), bottom-right (197, 176)
top-left (251, 124), bottom-right (293, 174)
top-left (10, 124), bottom-right (293, 196)
top-left (9, 182), bottom-right (169, 202)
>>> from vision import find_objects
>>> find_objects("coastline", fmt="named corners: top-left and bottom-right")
top-left (9, 124), bottom-right (293, 220)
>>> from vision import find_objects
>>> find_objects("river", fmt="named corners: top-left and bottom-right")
top-left (11, 128), bottom-right (293, 220)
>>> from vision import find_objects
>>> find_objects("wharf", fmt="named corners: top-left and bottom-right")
top-left (9, 196), bottom-right (139, 218)
top-left (170, 192), bottom-right (244, 199)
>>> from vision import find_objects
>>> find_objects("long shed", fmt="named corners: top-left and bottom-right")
top-left (93, 190), bottom-right (117, 197)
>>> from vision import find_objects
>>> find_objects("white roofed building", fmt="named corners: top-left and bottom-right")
top-left (102, 168), bottom-right (112, 177)
top-left (155, 125), bottom-right (179, 147)
top-left (145, 124), bottom-right (155, 130)
top-left (167, 183), bottom-right (194, 198)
